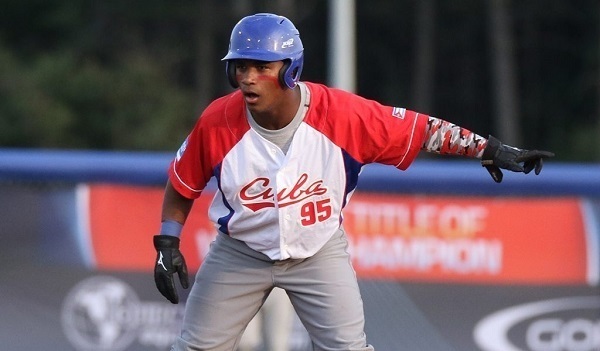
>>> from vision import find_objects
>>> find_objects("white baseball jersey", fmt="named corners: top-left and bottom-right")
top-left (169, 82), bottom-right (428, 260)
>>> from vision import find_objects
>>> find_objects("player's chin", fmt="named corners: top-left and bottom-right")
top-left (246, 103), bottom-right (265, 115)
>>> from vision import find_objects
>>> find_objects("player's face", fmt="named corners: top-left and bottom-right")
top-left (234, 60), bottom-right (289, 116)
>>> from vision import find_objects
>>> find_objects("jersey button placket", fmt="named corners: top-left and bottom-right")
top-left (275, 168), bottom-right (289, 257)
top-left (282, 213), bottom-right (292, 256)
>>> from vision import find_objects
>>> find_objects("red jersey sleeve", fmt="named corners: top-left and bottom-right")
top-left (304, 83), bottom-right (428, 170)
top-left (168, 91), bottom-right (248, 199)
top-left (168, 127), bottom-right (206, 200)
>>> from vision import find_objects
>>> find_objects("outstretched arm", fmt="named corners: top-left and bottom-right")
top-left (421, 116), bottom-right (555, 182)
top-left (421, 116), bottom-right (488, 158)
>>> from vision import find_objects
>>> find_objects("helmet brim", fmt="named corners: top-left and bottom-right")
top-left (221, 50), bottom-right (292, 62)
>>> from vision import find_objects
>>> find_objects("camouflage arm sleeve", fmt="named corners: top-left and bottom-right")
top-left (421, 116), bottom-right (487, 158)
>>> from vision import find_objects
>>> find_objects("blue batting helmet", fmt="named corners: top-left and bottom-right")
top-left (222, 13), bottom-right (304, 89)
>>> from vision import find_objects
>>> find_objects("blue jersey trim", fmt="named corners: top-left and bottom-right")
top-left (342, 149), bottom-right (364, 208)
top-left (214, 163), bottom-right (234, 235)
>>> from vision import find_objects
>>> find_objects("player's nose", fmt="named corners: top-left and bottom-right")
top-left (240, 67), bottom-right (261, 86)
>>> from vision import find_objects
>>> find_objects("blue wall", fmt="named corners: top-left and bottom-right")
top-left (1, 148), bottom-right (599, 196)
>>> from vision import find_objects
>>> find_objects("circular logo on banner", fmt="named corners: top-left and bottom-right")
top-left (61, 276), bottom-right (140, 351)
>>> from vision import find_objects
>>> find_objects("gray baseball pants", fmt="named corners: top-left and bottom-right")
top-left (171, 228), bottom-right (375, 351)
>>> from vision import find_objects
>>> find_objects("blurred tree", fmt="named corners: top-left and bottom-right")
top-left (593, 1), bottom-right (600, 161)
top-left (0, 0), bottom-right (597, 160)
top-left (488, 0), bottom-right (521, 146)
top-left (411, 0), bottom-right (436, 113)
top-left (514, 0), bottom-right (599, 160)
top-left (0, 44), bottom-right (74, 147)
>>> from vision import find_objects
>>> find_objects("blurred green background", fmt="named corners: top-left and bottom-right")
top-left (1, 0), bottom-right (598, 161)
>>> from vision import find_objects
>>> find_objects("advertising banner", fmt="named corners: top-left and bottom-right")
top-left (344, 194), bottom-right (591, 285)
top-left (85, 184), bottom-right (596, 286)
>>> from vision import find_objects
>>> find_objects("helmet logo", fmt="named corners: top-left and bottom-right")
top-left (281, 39), bottom-right (294, 49)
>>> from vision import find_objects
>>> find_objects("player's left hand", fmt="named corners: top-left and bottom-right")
top-left (481, 135), bottom-right (555, 183)
top-left (153, 235), bottom-right (189, 304)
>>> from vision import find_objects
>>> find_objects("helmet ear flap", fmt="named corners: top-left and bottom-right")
top-left (279, 60), bottom-right (291, 89)
top-left (226, 61), bottom-right (238, 88)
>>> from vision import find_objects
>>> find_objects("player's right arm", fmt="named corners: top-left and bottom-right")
top-left (153, 180), bottom-right (194, 304)
top-left (152, 92), bottom-right (246, 303)
top-left (161, 180), bottom-right (194, 225)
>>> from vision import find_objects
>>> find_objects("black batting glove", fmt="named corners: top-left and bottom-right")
top-left (481, 135), bottom-right (555, 183)
top-left (153, 235), bottom-right (189, 304)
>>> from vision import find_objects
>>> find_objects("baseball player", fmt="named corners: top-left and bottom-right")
top-left (153, 13), bottom-right (554, 351)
